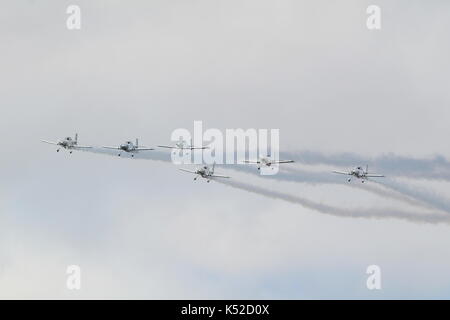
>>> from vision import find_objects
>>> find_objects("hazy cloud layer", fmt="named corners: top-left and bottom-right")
top-left (2, 0), bottom-right (450, 299)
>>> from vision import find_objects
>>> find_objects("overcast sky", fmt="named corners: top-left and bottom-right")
top-left (1, 0), bottom-right (450, 299)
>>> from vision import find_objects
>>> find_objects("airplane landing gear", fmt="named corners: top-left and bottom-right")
top-left (70, 151), bottom-right (73, 154)
top-left (347, 178), bottom-right (351, 182)
top-left (57, 149), bottom-right (60, 152)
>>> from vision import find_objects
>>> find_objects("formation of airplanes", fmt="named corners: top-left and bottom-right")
top-left (41, 133), bottom-right (385, 183)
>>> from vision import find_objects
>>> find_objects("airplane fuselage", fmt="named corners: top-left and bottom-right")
top-left (109, 139), bottom-right (152, 157)
top-left (193, 166), bottom-right (214, 181)
top-left (259, 158), bottom-right (274, 167)
top-left (349, 167), bottom-right (368, 180)
top-left (176, 141), bottom-right (188, 149)
top-left (58, 137), bottom-right (76, 149)
top-left (120, 142), bottom-right (137, 152)
top-left (260, 158), bottom-right (271, 166)
top-left (196, 167), bottom-right (211, 178)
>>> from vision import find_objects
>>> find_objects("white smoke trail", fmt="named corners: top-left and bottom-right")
top-left (266, 165), bottom-right (450, 215)
top-left (281, 166), bottom-right (448, 213)
top-left (80, 147), bottom-right (450, 181)
top-left (78, 147), bottom-right (450, 216)
top-left (282, 151), bottom-right (450, 181)
top-left (226, 165), bottom-right (448, 213)
top-left (373, 178), bottom-right (450, 214)
top-left (79, 147), bottom-right (170, 162)
top-left (214, 178), bottom-right (450, 225)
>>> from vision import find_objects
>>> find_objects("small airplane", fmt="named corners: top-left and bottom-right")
top-left (158, 138), bottom-right (208, 152)
top-left (332, 165), bottom-right (385, 183)
top-left (242, 156), bottom-right (294, 170)
top-left (41, 133), bottom-right (92, 153)
top-left (103, 138), bottom-right (154, 157)
top-left (179, 162), bottom-right (230, 182)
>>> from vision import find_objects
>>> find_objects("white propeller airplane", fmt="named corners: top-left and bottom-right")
top-left (179, 162), bottom-right (230, 183)
top-left (103, 138), bottom-right (154, 157)
top-left (41, 133), bottom-right (92, 154)
top-left (158, 138), bottom-right (208, 151)
top-left (333, 165), bottom-right (385, 183)
top-left (242, 156), bottom-right (294, 170)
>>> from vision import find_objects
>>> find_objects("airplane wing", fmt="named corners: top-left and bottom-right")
top-left (211, 174), bottom-right (230, 178)
top-left (366, 174), bottom-right (385, 177)
top-left (272, 160), bottom-right (294, 164)
top-left (41, 140), bottom-right (58, 145)
top-left (158, 145), bottom-right (208, 150)
top-left (74, 145), bottom-right (92, 149)
top-left (242, 160), bottom-right (260, 164)
top-left (188, 146), bottom-right (208, 150)
top-left (333, 171), bottom-right (351, 175)
top-left (103, 146), bottom-right (120, 150)
top-left (136, 148), bottom-right (154, 151)
top-left (179, 168), bottom-right (197, 174)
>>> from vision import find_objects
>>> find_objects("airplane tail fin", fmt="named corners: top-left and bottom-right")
top-left (75, 133), bottom-right (78, 144)
top-left (212, 161), bottom-right (215, 174)
top-left (136, 138), bottom-right (139, 148)
top-left (366, 164), bottom-right (369, 174)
